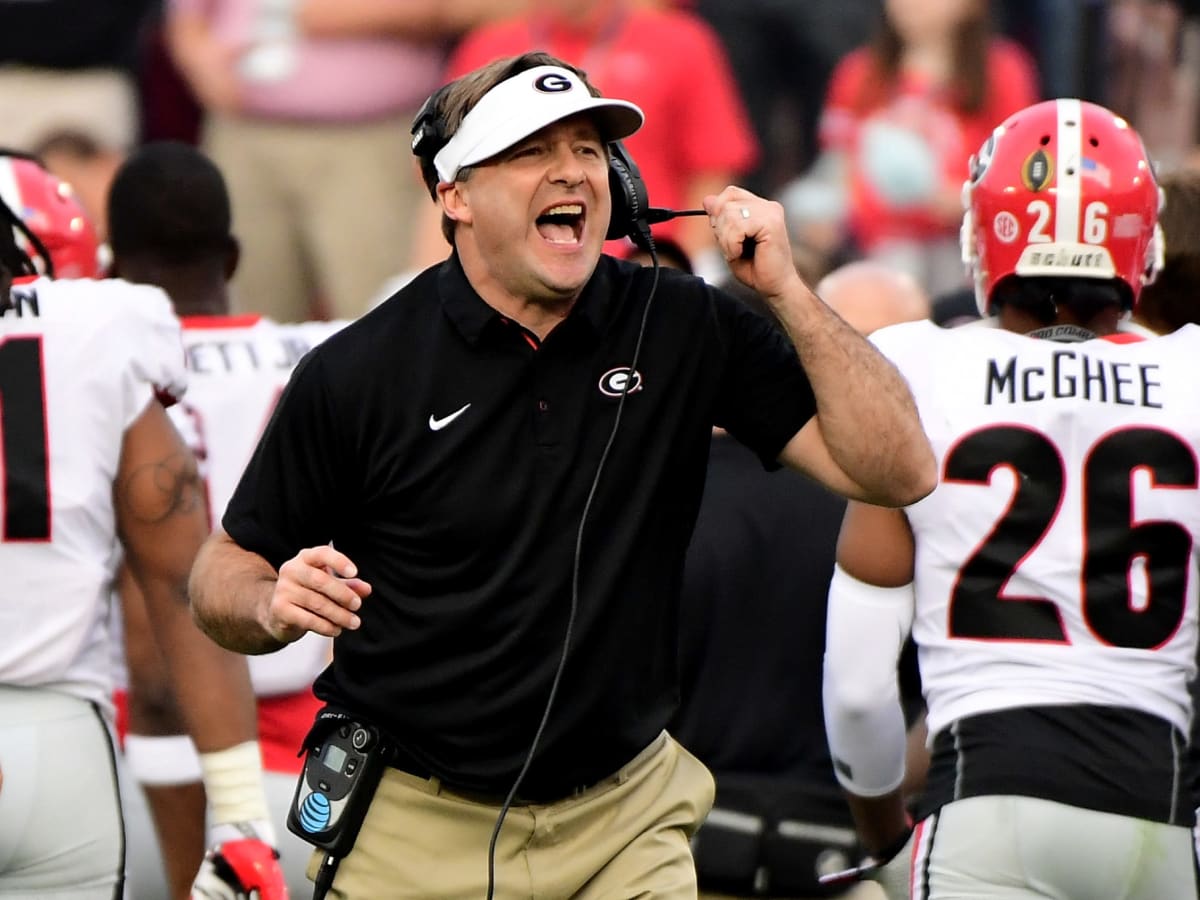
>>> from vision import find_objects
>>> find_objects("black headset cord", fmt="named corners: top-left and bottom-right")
top-left (312, 852), bottom-right (338, 900)
top-left (484, 244), bottom-right (663, 900)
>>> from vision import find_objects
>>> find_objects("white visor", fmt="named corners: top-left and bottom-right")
top-left (433, 65), bottom-right (644, 183)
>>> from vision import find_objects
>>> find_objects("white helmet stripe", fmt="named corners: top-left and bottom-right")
top-left (0, 158), bottom-right (30, 265)
top-left (1054, 98), bottom-right (1083, 244)
top-left (0, 158), bottom-right (20, 220)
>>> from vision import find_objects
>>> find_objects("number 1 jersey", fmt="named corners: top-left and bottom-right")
top-left (0, 277), bottom-right (186, 711)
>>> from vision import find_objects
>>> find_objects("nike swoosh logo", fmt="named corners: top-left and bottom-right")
top-left (428, 403), bottom-right (471, 431)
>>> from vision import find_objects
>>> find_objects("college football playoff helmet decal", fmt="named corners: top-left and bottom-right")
top-left (0, 152), bottom-right (102, 280)
top-left (961, 98), bottom-right (1163, 317)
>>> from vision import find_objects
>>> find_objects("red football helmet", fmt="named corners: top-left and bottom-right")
top-left (0, 152), bottom-right (103, 280)
top-left (961, 98), bottom-right (1163, 317)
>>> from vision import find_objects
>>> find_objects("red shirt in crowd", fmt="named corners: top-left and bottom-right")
top-left (820, 39), bottom-right (1039, 251)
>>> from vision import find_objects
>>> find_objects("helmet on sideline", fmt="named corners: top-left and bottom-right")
top-left (961, 98), bottom-right (1162, 317)
top-left (0, 151), bottom-right (103, 280)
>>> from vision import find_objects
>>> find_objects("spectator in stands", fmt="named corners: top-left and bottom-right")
top-left (0, 0), bottom-right (153, 154)
top-left (816, 0), bottom-right (1039, 298)
top-left (164, 0), bottom-right (490, 320)
top-left (692, 0), bottom-right (881, 197)
top-left (1106, 0), bottom-right (1200, 172)
top-left (816, 260), bottom-right (930, 336)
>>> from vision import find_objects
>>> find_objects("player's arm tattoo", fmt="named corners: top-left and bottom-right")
top-left (116, 450), bottom-right (206, 527)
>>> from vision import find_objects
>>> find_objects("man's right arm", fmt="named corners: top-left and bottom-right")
top-left (188, 531), bottom-right (287, 655)
top-left (190, 530), bottom-right (372, 655)
top-left (704, 186), bottom-right (936, 507)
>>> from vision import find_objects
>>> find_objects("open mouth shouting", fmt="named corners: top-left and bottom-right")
top-left (536, 203), bottom-right (585, 247)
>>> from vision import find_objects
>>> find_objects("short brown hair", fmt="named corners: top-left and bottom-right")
top-left (414, 52), bottom-right (603, 246)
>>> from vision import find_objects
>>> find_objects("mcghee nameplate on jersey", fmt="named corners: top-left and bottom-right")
top-left (984, 344), bottom-right (1160, 407)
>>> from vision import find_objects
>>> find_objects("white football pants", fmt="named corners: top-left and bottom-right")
top-left (913, 794), bottom-right (1197, 900)
top-left (0, 685), bottom-right (123, 897)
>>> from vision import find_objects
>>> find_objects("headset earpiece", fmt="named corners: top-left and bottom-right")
top-left (410, 87), bottom-right (449, 162)
top-left (606, 141), bottom-right (653, 252)
top-left (410, 86), bottom-right (453, 200)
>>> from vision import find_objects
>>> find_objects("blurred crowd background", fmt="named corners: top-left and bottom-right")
top-left (6, 3), bottom-right (1200, 897)
top-left (3, 0), bottom-right (1198, 322)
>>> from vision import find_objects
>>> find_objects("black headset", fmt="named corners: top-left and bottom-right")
top-left (410, 82), bottom-right (661, 253)
top-left (408, 82), bottom-right (453, 194)
top-left (604, 140), bottom-right (655, 251)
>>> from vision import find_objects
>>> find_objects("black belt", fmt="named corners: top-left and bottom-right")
top-left (386, 733), bottom-right (668, 806)
top-left (386, 745), bottom-right (589, 805)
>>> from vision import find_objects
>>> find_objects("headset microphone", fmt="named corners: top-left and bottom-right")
top-left (607, 143), bottom-right (754, 259)
top-left (634, 208), bottom-right (756, 261)
top-left (642, 207), bottom-right (706, 225)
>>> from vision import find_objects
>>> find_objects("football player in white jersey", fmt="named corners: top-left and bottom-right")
top-left (0, 152), bottom-right (286, 899)
top-left (1121, 166), bottom-right (1200, 868)
top-left (104, 141), bottom-right (346, 900)
top-left (822, 98), bottom-right (1200, 900)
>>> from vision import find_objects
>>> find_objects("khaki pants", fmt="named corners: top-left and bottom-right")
top-left (306, 732), bottom-right (716, 899)
top-left (204, 112), bottom-right (425, 322)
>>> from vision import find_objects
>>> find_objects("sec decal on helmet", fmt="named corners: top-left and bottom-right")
top-left (0, 152), bottom-right (103, 280)
top-left (960, 98), bottom-right (1163, 317)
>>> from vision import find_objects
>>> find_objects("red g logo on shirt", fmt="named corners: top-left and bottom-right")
top-left (598, 367), bottom-right (643, 397)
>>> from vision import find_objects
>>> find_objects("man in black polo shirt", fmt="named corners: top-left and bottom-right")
top-left (188, 50), bottom-right (936, 900)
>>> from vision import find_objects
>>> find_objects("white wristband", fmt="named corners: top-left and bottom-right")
top-left (198, 740), bottom-right (273, 838)
top-left (124, 734), bottom-right (202, 786)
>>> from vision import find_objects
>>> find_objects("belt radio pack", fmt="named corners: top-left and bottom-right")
top-left (288, 711), bottom-right (389, 858)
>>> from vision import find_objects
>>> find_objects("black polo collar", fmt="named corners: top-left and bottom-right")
top-left (437, 252), bottom-right (622, 346)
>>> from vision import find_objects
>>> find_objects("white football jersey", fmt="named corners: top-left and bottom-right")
top-left (0, 277), bottom-right (186, 712)
top-left (172, 315), bottom-right (346, 695)
top-left (873, 319), bottom-right (1200, 737)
